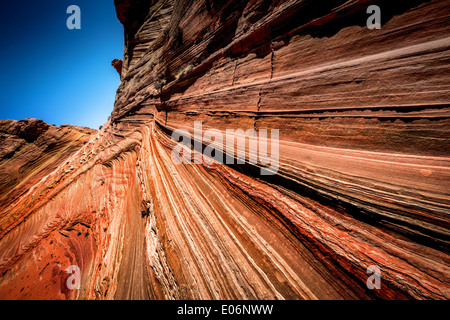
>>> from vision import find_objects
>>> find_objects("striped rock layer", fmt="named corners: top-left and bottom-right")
top-left (0, 0), bottom-right (449, 299)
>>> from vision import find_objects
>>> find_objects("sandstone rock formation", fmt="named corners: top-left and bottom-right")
top-left (111, 59), bottom-right (123, 78)
top-left (0, 0), bottom-right (449, 299)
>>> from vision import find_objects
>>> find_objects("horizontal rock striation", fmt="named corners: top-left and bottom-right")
top-left (0, 0), bottom-right (449, 299)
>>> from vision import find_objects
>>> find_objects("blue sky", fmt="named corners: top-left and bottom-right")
top-left (0, 0), bottom-right (124, 129)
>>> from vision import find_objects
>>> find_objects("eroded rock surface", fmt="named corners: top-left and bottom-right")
top-left (0, 0), bottom-right (449, 299)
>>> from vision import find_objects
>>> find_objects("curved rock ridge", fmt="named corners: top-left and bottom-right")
top-left (0, 0), bottom-right (449, 299)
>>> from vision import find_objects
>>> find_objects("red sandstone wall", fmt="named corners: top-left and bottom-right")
top-left (0, 0), bottom-right (448, 299)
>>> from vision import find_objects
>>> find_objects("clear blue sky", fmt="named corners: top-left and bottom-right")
top-left (0, 0), bottom-right (124, 129)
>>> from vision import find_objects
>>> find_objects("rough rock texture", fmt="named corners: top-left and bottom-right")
top-left (0, 120), bottom-right (96, 299)
top-left (0, 0), bottom-right (449, 299)
top-left (111, 59), bottom-right (123, 78)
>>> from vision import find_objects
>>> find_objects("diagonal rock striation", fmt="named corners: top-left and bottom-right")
top-left (0, 0), bottom-right (449, 299)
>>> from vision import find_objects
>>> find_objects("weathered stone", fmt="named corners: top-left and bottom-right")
top-left (0, 0), bottom-right (449, 300)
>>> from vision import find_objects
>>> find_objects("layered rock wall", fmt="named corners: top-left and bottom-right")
top-left (0, 0), bottom-right (449, 299)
